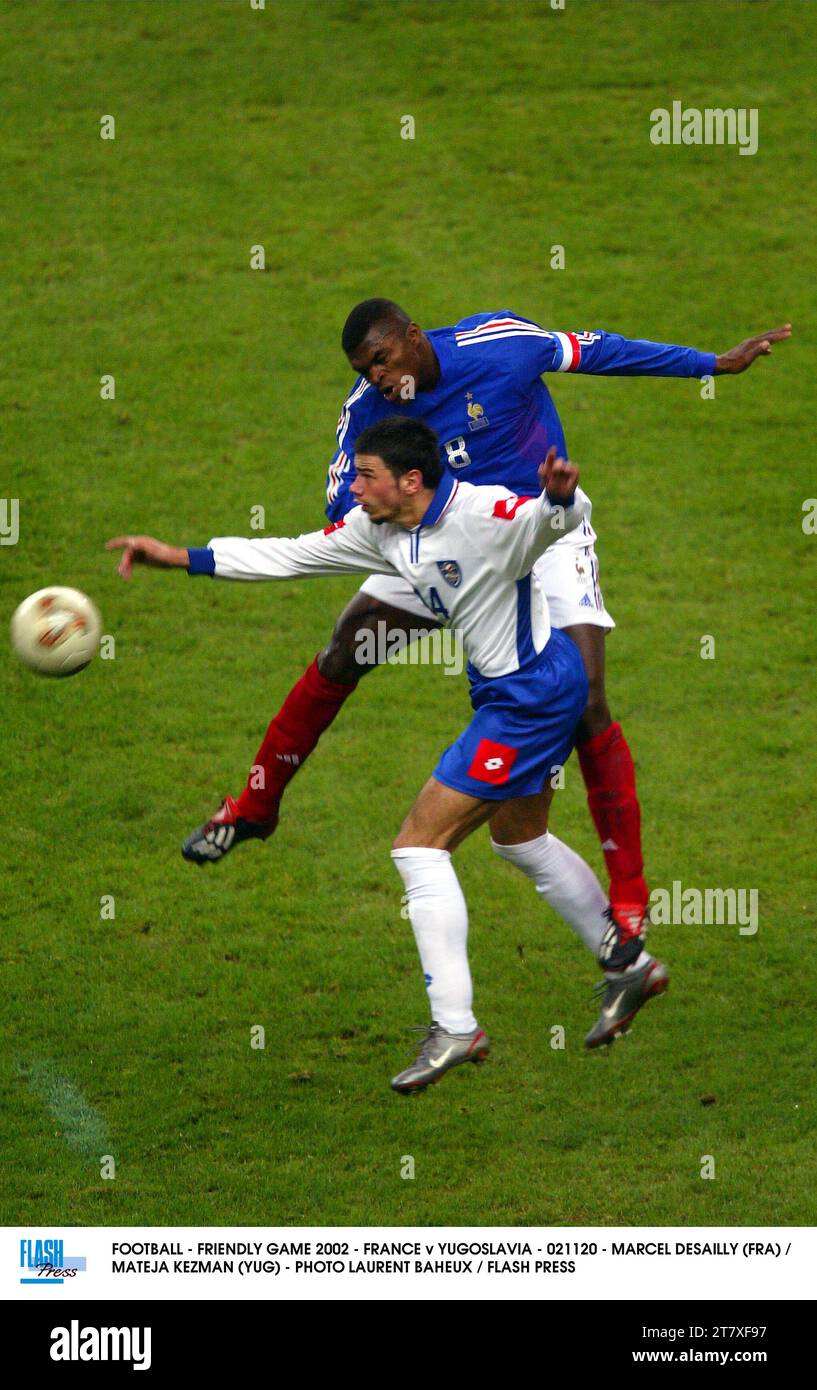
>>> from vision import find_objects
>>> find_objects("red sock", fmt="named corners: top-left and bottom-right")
top-left (235, 657), bottom-right (358, 824)
top-left (577, 720), bottom-right (648, 925)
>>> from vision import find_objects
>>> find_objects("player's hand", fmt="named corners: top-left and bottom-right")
top-left (539, 446), bottom-right (579, 501)
top-left (714, 324), bottom-right (791, 374)
top-left (105, 535), bottom-right (189, 579)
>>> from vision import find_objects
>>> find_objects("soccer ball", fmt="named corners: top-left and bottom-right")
top-left (10, 586), bottom-right (103, 677)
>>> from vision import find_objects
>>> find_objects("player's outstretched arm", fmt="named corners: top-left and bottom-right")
top-left (713, 324), bottom-right (792, 374)
top-left (106, 536), bottom-right (189, 579)
top-left (107, 508), bottom-right (392, 584)
top-left (534, 321), bottom-right (790, 379)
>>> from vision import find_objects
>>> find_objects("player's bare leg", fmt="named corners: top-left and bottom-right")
top-left (562, 622), bottom-right (651, 970)
top-left (181, 593), bottom-right (439, 864)
top-left (317, 592), bottom-right (439, 685)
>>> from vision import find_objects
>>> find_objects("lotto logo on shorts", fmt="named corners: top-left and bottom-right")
top-left (468, 738), bottom-right (518, 785)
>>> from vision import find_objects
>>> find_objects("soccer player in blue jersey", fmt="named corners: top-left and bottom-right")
top-left (182, 300), bottom-right (789, 984)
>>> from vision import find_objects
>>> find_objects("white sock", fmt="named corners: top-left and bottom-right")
top-left (491, 831), bottom-right (609, 957)
top-left (391, 847), bottom-right (477, 1034)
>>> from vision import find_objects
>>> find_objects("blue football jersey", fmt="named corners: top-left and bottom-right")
top-left (324, 311), bottom-right (715, 522)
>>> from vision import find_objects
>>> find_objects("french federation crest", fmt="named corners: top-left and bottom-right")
top-left (437, 560), bottom-right (462, 588)
top-left (466, 391), bottom-right (489, 431)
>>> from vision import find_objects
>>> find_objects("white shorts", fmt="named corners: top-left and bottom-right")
top-left (359, 539), bottom-right (615, 631)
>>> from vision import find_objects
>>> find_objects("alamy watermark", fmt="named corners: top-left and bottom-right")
top-left (650, 881), bottom-right (758, 936)
top-left (355, 621), bottom-right (464, 676)
top-left (650, 102), bottom-right (758, 156)
top-left (1, 498), bottom-right (20, 545)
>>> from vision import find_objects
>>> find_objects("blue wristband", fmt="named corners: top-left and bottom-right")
top-left (186, 547), bottom-right (215, 575)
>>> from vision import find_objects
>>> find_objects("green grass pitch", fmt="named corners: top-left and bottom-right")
top-left (2, 0), bottom-right (815, 1227)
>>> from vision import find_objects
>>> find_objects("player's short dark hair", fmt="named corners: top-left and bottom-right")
top-left (341, 298), bottom-right (411, 356)
top-left (355, 417), bottom-right (443, 488)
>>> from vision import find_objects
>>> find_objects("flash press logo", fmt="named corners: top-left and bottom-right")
top-left (19, 1236), bottom-right (86, 1285)
top-left (50, 1321), bottom-right (152, 1372)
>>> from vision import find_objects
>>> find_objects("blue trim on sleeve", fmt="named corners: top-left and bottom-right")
top-left (187, 547), bottom-right (215, 575)
top-left (545, 490), bottom-right (575, 508)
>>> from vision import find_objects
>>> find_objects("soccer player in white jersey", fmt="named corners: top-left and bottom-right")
top-left (106, 419), bottom-right (671, 1083)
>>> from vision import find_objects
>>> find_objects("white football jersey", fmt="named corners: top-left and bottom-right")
top-left (193, 476), bottom-right (589, 680)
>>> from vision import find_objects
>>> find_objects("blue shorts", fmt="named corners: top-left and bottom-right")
top-left (433, 629), bottom-right (588, 801)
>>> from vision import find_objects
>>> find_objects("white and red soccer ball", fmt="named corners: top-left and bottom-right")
top-left (11, 586), bottom-right (102, 677)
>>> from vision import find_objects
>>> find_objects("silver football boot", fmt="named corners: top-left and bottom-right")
top-left (391, 1022), bottom-right (490, 1093)
top-left (585, 958), bottom-right (669, 1048)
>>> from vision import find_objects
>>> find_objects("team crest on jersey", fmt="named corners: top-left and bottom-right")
top-left (575, 331), bottom-right (602, 346)
top-left (466, 392), bottom-right (489, 431)
top-left (437, 560), bottom-right (462, 588)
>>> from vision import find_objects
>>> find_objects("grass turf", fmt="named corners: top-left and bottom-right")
top-left (1, 0), bottom-right (815, 1227)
